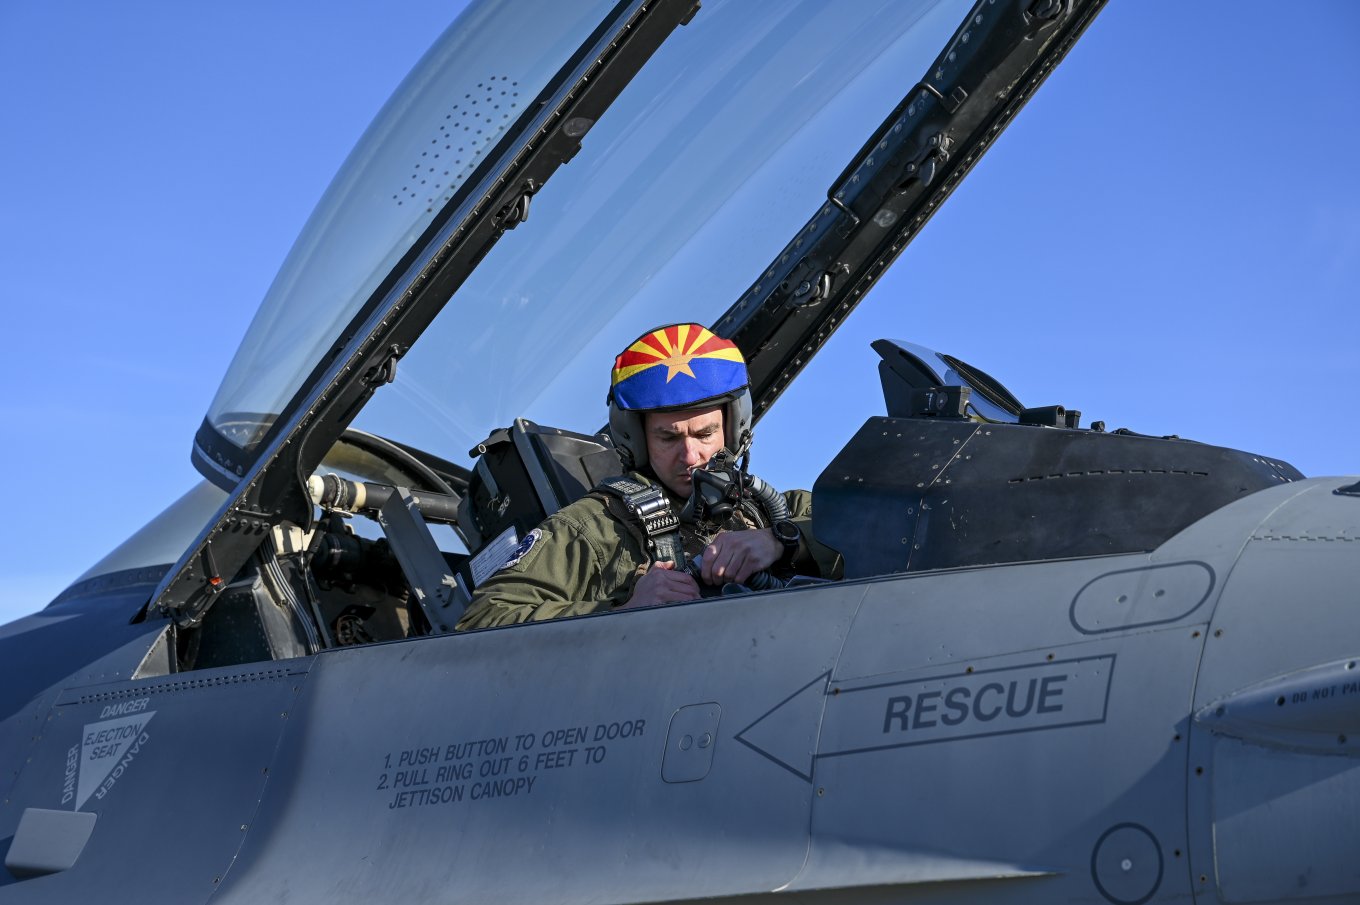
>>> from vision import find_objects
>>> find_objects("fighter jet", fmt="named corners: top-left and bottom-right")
top-left (3, 1), bottom-right (1357, 903)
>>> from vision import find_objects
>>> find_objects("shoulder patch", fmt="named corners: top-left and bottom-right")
top-left (500, 528), bottom-right (542, 571)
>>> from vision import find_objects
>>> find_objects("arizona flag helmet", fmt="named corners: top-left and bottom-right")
top-left (607, 324), bottom-right (753, 470)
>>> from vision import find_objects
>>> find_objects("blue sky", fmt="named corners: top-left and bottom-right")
top-left (2, 1), bottom-right (1357, 626)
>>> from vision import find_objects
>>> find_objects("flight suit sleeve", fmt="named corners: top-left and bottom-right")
top-left (455, 507), bottom-right (641, 630)
top-left (782, 489), bottom-right (843, 580)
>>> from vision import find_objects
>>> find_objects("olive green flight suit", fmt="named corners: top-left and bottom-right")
top-left (455, 471), bottom-right (839, 630)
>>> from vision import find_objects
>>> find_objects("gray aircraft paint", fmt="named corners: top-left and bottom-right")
top-left (5, 479), bottom-right (1357, 903)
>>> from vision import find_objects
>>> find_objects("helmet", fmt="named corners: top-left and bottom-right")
top-left (607, 323), bottom-right (753, 471)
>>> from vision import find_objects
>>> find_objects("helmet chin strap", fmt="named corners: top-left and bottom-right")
top-left (733, 427), bottom-right (753, 467)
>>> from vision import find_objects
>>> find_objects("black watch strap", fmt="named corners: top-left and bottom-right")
top-left (772, 519), bottom-right (801, 565)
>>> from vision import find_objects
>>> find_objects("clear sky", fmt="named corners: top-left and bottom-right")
top-left (2, 1), bottom-right (1357, 627)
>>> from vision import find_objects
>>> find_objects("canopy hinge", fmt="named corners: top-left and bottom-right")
top-left (362, 344), bottom-right (403, 389)
top-left (497, 179), bottom-right (538, 230)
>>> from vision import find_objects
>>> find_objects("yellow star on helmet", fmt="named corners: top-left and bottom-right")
top-left (658, 352), bottom-right (697, 382)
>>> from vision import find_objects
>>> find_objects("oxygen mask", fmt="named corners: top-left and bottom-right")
top-left (680, 449), bottom-right (744, 529)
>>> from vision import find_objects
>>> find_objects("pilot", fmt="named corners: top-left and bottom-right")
top-left (455, 323), bottom-right (839, 629)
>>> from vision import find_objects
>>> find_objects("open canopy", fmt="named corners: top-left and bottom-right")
top-left (171, 0), bottom-right (1105, 616)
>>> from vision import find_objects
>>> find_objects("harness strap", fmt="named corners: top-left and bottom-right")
top-left (592, 476), bottom-right (687, 570)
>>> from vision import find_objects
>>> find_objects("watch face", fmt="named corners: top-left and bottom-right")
top-left (774, 519), bottom-right (800, 545)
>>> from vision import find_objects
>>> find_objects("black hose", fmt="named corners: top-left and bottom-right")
top-left (309, 474), bottom-right (462, 524)
top-left (741, 472), bottom-right (788, 525)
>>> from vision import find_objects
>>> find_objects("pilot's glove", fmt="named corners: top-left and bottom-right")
top-left (621, 560), bottom-right (701, 608)
top-left (696, 528), bottom-right (782, 586)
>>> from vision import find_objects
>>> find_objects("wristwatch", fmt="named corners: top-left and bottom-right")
top-left (771, 519), bottom-right (802, 566)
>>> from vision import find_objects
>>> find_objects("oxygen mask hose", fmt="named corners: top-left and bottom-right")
top-left (680, 450), bottom-right (788, 529)
top-left (686, 553), bottom-right (784, 594)
top-left (681, 450), bottom-right (789, 593)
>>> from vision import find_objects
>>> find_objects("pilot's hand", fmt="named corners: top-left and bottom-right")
top-left (624, 561), bottom-right (701, 608)
top-left (700, 528), bottom-right (781, 586)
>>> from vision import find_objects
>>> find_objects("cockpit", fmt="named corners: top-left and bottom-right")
top-left (55, 0), bottom-right (1297, 676)
top-left (132, 329), bottom-right (1293, 675)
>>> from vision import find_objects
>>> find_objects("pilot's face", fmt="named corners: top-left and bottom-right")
top-left (644, 406), bottom-right (725, 498)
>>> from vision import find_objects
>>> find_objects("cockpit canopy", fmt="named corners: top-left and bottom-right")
top-left (196, 0), bottom-right (976, 487)
top-left (150, 0), bottom-right (1128, 636)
